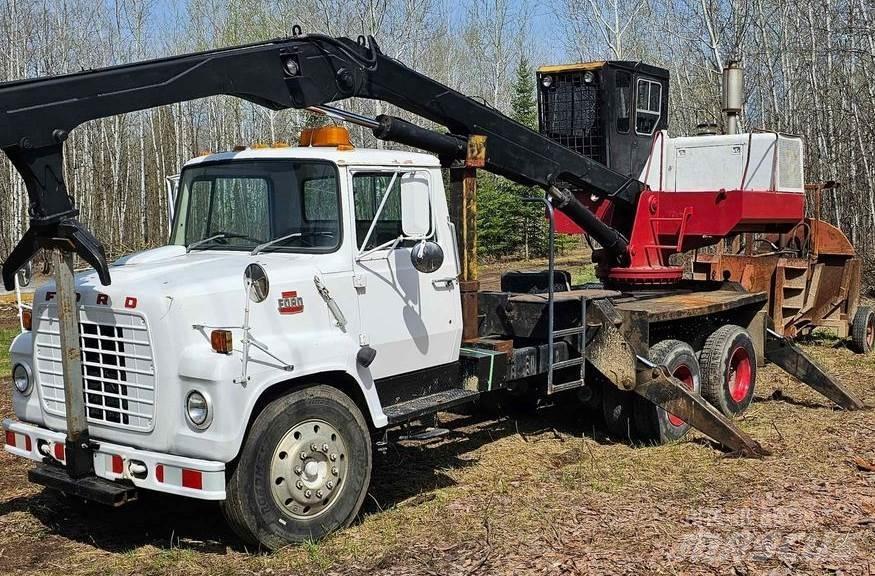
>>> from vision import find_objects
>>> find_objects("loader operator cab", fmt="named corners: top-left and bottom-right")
top-left (537, 61), bottom-right (669, 180)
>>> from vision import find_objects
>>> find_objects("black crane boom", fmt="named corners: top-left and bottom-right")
top-left (0, 34), bottom-right (641, 288)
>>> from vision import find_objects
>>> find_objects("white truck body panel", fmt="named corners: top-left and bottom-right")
top-left (7, 146), bottom-right (461, 477)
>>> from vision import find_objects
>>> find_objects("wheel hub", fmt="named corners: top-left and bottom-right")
top-left (728, 346), bottom-right (752, 403)
top-left (270, 419), bottom-right (348, 520)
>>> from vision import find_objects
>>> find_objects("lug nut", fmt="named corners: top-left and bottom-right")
top-left (331, 466), bottom-right (338, 476)
top-left (316, 490), bottom-right (323, 498)
top-left (321, 443), bottom-right (329, 453)
top-left (300, 452), bottom-right (307, 460)
top-left (310, 443), bottom-right (318, 452)
top-left (296, 480), bottom-right (303, 489)
top-left (326, 481), bottom-right (334, 490)
top-left (304, 489), bottom-right (312, 498)
top-left (294, 466), bottom-right (302, 475)
top-left (330, 454), bottom-right (337, 462)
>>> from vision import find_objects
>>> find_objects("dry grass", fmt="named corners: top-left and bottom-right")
top-left (0, 287), bottom-right (873, 574)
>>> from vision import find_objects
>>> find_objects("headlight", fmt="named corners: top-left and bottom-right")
top-left (541, 75), bottom-right (553, 88)
top-left (13, 363), bottom-right (31, 395)
top-left (583, 71), bottom-right (595, 83)
top-left (185, 391), bottom-right (212, 429)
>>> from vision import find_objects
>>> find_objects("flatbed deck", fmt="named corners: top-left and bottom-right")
top-left (612, 289), bottom-right (768, 322)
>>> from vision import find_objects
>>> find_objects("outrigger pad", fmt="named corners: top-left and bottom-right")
top-left (634, 365), bottom-right (770, 457)
top-left (2, 217), bottom-right (110, 290)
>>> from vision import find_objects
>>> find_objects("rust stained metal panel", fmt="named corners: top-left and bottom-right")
top-left (614, 290), bottom-right (768, 323)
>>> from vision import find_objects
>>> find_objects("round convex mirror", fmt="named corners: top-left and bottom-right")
top-left (16, 261), bottom-right (32, 288)
top-left (244, 263), bottom-right (270, 302)
top-left (410, 240), bottom-right (444, 274)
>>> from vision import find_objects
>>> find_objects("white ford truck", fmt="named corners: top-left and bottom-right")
top-left (6, 137), bottom-right (469, 545)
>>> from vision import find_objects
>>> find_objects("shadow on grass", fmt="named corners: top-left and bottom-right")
top-left (7, 391), bottom-right (672, 555)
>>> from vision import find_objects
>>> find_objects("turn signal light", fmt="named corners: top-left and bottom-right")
top-left (210, 330), bottom-right (233, 354)
top-left (21, 308), bottom-right (31, 331)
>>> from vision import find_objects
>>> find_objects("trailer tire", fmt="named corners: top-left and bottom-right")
top-left (850, 306), bottom-right (875, 354)
top-left (633, 340), bottom-right (701, 444)
top-left (699, 325), bottom-right (756, 416)
top-left (226, 385), bottom-right (372, 550)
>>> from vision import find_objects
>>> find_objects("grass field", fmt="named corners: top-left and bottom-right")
top-left (0, 261), bottom-right (873, 575)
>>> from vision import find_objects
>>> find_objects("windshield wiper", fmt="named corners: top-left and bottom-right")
top-left (251, 232), bottom-right (302, 255)
top-left (187, 231), bottom-right (253, 252)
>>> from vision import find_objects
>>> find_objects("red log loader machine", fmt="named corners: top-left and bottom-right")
top-left (0, 32), bottom-right (869, 548)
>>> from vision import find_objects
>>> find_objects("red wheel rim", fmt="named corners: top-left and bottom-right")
top-left (728, 346), bottom-right (752, 403)
top-left (667, 365), bottom-right (694, 427)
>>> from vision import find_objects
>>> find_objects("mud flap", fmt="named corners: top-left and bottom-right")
top-left (634, 361), bottom-right (769, 457)
top-left (764, 328), bottom-right (865, 410)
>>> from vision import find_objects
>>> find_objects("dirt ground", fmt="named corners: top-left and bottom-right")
top-left (0, 270), bottom-right (873, 575)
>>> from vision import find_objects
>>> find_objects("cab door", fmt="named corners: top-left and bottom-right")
top-left (350, 167), bottom-right (461, 380)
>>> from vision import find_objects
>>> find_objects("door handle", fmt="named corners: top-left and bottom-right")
top-left (432, 277), bottom-right (456, 288)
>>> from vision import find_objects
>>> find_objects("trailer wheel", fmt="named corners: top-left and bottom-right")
top-left (850, 306), bottom-right (875, 354)
top-left (225, 385), bottom-right (372, 550)
top-left (699, 325), bottom-right (756, 416)
top-left (633, 340), bottom-right (701, 444)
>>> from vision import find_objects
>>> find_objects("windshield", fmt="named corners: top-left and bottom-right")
top-left (170, 159), bottom-right (341, 253)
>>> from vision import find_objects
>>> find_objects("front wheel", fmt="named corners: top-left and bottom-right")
top-left (223, 385), bottom-right (372, 550)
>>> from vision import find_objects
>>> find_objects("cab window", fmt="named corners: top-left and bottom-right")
top-left (352, 171), bottom-right (432, 251)
top-left (615, 71), bottom-right (631, 133)
top-left (635, 78), bottom-right (662, 135)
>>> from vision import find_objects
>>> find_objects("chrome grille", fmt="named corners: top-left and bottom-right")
top-left (34, 306), bottom-right (156, 432)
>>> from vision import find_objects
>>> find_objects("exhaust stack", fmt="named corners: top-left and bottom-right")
top-left (722, 60), bottom-right (743, 135)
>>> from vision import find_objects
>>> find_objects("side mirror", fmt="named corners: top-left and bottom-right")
top-left (400, 173), bottom-right (430, 237)
top-left (244, 263), bottom-right (270, 302)
top-left (16, 261), bottom-right (32, 288)
top-left (410, 240), bottom-right (444, 273)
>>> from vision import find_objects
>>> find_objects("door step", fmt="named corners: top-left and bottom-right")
top-left (398, 427), bottom-right (451, 441)
top-left (384, 388), bottom-right (480, 425)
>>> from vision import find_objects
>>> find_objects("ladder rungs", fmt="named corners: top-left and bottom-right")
top-left (550, 379), bottom-right (585, 392)
top-left (552, 358), bottom-right (585, 370)
top-left (553, 326), bottom-right (586, 337)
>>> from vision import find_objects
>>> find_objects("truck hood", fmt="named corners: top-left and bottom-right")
top-left (42, 245), bottom-right (317, 302)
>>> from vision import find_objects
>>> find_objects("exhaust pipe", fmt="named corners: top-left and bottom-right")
top-left (722, 60), bottom-right (743, 135)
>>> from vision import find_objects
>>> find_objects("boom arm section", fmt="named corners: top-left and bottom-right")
top-left (0, 34), bottom-right (639, 287)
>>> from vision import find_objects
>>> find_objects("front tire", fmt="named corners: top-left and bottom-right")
top-left (224, 385), bottom-right (372, 550)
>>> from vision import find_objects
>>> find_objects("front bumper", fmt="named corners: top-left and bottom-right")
top-left (3, 419), bottom-right (226, 500)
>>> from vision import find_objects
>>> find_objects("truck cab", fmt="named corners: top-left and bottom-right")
top-left (6, 128), bottom-right (461, 511)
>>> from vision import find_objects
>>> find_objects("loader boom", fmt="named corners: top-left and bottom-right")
top-left (0, 34), bottom-right (640, 288)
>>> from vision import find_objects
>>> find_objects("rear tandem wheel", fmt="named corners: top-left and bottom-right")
top-left (699, 325), bottom-right (757, 417)
top-left (633, 339), bottom-right (702, 444)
